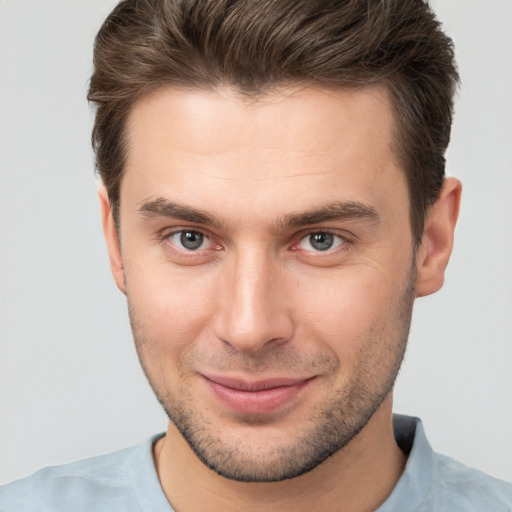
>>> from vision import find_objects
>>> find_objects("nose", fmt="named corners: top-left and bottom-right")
top-left (213, 248), bottom-right (294, 354)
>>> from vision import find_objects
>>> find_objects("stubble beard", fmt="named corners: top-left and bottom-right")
top-left (127, 264), bottom-right (416, 483)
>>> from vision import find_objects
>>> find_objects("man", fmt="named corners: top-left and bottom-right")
top-left (1, 0), bottom-right (511, 510)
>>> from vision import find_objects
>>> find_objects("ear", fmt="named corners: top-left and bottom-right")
top-left (98, 185), bottom-right (126, 294)
top-left (415, 177), bottom-right (462, 298)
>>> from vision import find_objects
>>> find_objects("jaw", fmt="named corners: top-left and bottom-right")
top-left (154, 392), bottom-right (405, 512)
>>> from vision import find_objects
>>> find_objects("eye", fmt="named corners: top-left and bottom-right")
top-left (169, 230), bottom-right (211, 251)
top-left (297, 232), bottom-right (344, 252)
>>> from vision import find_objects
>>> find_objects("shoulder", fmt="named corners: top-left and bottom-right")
top-left (0, 438), bottom-right (159, 512)
top-left (382, 415), bottom-right (512, 512)
top-left (430, 452), bottom-right (512, 510)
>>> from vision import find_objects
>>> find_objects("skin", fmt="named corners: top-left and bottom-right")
top-left (100, 85), bottom-right (461, 512)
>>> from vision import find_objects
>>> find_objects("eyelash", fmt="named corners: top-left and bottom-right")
top-left (159, 228), bottom-right (220, 255)
top-left (158, 228), bottom-right (352, 259)
top-left (292, 230), bottom-right (349, 254)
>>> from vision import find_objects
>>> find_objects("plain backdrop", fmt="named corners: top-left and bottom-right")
top-left (0, 0), bottom-right (511, 484)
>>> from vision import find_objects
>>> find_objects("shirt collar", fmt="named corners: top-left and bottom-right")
top-left (377, 414), bottom-right (436, 511)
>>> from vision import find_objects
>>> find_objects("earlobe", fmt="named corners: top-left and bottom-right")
top-left (415, 177), bottom-right (462, 298)
top-left (98, 185), bottom-right (126, 294)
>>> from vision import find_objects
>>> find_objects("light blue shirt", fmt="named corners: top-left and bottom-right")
top-left (1, 415), bottom-right (511, 511)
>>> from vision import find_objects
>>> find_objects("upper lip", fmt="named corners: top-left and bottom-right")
top-left (202, 374), bottom-right (313, 391)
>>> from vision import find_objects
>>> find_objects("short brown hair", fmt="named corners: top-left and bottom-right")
top-left (88, 0), bottom-right (458, 244)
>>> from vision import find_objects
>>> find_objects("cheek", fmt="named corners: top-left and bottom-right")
top-left (125, 261), bottom-right (220, 355)
top-left (296, 267), bottom-right (402, 359)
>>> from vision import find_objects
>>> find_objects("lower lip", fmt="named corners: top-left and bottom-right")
top-left (205, 379), bottom-right (311, 415)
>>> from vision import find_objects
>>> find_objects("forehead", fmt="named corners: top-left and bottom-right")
top-left (126, 84), bottom-right (396, 161)
top-left (121, 85), bottom-right (408, 229)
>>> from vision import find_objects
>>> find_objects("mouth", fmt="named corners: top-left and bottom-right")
top-left (202, 374), bottom-right (315, 415)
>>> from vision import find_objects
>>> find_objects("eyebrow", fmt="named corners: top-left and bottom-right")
top-left (138, 197), bottom-right (380, 230)
top-left (138, 197), bottom-right (222, 227)
top-left (275, 201), bottom-right (380, 229)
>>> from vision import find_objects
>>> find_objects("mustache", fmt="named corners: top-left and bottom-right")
top-left (181, 343), bottom-right (338, 375)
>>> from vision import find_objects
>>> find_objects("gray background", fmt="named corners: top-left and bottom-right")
top-left (1, 0), bottom-right (511, 484)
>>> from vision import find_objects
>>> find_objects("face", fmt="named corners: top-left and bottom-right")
top-left (109, 85), bottom-right (417, 482)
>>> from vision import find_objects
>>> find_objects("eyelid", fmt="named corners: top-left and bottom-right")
top-left (300, 231), bottom-right (343, 249)
top-left (159, 227), bottom-right (222, 253)
top-left (290, 228), bottom-right (353, 254)
top-left (157, 226), bottom-right (353, 259)
top-left (170, 230), bottom-right (210, 251)
top-left (295, 228), bottom-right (348, 242)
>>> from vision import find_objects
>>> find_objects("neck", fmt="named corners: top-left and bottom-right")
top-left (154, 396), bottom-right (406, 512)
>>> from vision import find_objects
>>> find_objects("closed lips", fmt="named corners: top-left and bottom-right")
top-left (202, 375), bottom-right (315, 414)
